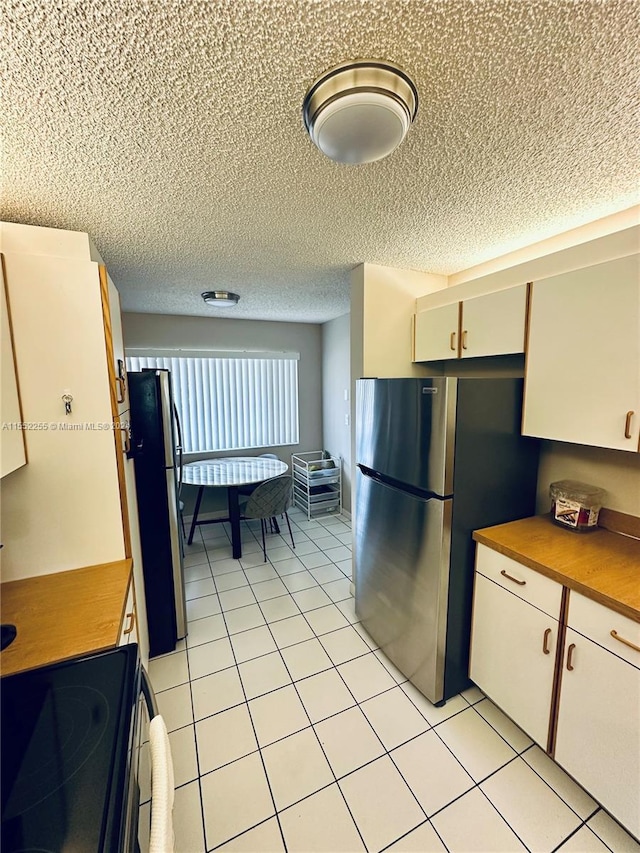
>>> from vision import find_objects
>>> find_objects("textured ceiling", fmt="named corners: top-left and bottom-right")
top-left (2, 0), bottom-right (639, 323)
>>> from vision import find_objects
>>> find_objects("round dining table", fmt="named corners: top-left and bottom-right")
top-left (182, 456), bottom-right (289, 558)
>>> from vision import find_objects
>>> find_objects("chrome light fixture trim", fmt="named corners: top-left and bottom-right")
top-left (201, 290), bottom-right (240, 307)
top-left (302, 59), bottom-right (418, 164)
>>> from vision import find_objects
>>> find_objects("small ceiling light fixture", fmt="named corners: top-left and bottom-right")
top-left (201, 290), bottom-right (240, 307)
top-left (302, 59), bottom-right (418, 165)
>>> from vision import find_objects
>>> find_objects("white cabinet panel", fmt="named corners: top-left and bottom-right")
top-left (475, 543), bottom-right (563, 619)
top-left (1, 259), bottom-right (27, 477)
top-left (104, 272), bottom-right (129, 416)
top-left (568, 591), bottom-right (640, 668)
top-left (523, 255), bottom-right (640, 451)
top-left (1, 252), bottom-right (125, 576)
top-left (0, 221), bottom-right (92, 259)
top-left (414, 302), bottom-right (459, 361)
top-left (413, 284), bottom-right (527, 362)
top-left (555, 624), bottom-right (640, 838)
top-left (460, 284), bottom-right (527, 358)
top-left (470, 572), bottom-right (559, 748)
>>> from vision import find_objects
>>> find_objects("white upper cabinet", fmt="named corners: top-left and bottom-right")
top-left (459, 284), bottom-right (527, 358)
top-left (414, 302), bottom-right (459, 361)
top-left (523, 254), bottom-right (640, 451)
top-left (413, 284), bottom-right (527, 362)
top-left (1, 257), bottom-right (27, 478)
top-left (102, 269), bottom-right (129, 417)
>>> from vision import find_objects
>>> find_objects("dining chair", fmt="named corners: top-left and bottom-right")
top-left (239, 474), bottom-right (295, 562)
top-left (238, 453), bottom-right (280, 498)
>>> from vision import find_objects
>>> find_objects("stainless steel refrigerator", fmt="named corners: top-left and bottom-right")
top-left (128, 369), bottom-right (187, 657)
top-left (355, 377), bottom-right (539, 705)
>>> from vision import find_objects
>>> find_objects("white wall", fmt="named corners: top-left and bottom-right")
top-left (352, 262), bottom-right (447, 379)
top-left (536, 441), bottom-right (640, 516)
top-left (322, 313), bottom-right (351, 513)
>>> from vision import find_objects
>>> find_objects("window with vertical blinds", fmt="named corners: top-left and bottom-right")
top-left (126, 354), bottom-right (299, 453)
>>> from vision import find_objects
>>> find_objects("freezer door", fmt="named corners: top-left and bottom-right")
top-left (354, 468), bottom-right (452, 704)
top-left (356, 378), bottom-right (457, 495)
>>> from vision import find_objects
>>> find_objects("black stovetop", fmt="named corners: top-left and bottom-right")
top-left (1, 645), bottom-right (139, 852)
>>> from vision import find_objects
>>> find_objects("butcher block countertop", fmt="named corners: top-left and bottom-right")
top-left (0, 559), bottom-right (132, 677)
top-left (473, 516), bottom-right (640, 623)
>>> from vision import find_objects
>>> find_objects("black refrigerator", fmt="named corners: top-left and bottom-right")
top-left (355, 377), bottom-right (539, 705)
top-left (128, 369), bottom-right (187, 657)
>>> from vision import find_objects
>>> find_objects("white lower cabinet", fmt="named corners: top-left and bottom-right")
top-left (470, 546), bottom-right (640, 841)
top-left (470, 546), bottom-right (562, 748)
top-left (470, 572), bottom-right (559, 747)
top-left (554, 593), bottom-right (640, 839)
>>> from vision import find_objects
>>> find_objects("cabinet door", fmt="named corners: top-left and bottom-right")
top-left (99, 266), bottom-right (129, 417)
top-left (0, 257), bottom-right (27, 477)
top-left (554, 627), bottom-right (640, 838)
top-left (523, 255), bottom-right (640, 450)
top-left (470, 572), bottom-right (558, 747)
top-left (460, 284), bottom-right (527, 358)
top-left (414, 302), bottom-right (460, 361)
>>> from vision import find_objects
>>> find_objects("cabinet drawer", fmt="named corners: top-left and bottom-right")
top-left (568, 591), bottom-right (640, 669)
top-left (475, 544), bottom-right (562, 618)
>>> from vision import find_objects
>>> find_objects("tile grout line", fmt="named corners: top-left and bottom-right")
top-left (251, 578), bottom-right (370, 853)
top-left (182, 603), bottom-right (209, 853)
top-left (548, 810), bottom-right (616, 853)
top-left (198, 548), bottom-right (291, 853)
top-left (220, 530), bottom-right (458, 851)
top-left (176, 514), bottom-right (604, 853)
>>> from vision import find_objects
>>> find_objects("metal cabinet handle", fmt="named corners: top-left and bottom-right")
top-left (611, 629), bottom-right (640, 653)
top-left (542, 628), bottom-right (552, 655)
top-left (116, 376), bottom-right (126, 404)
top-left (115, 359), bottom-right (127, 404)
top-left (624, 411), bottom-right (634, 439)
top-left (449, 331), bottom-right (456, 351)
top-left (566, 643), bottom-right (576, 671)
top-left (500, 569), bottom-right (526, 586)
top-left (462, 330), bottom-right (468, 350)
top-left (123, 611), bottom-right (135, 635)
top-left (120, 425), bottom-right (131, 454)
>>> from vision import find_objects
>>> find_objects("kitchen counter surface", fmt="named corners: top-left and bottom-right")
top-left (0, 559), bottom-right (132, 677)
top-left (473, 515), bottom-right (640, 622)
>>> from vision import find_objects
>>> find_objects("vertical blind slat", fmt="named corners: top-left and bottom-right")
top-left (125, 355), bottom-right (299, 453)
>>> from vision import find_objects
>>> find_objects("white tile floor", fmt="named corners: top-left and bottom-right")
top-left (144, 508), bottom-right (640, 853)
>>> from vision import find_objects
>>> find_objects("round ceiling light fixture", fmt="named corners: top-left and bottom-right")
top-left (302, 60), bottom-right (418, 165)
top-left (201, 290), bottom-right (240, 307)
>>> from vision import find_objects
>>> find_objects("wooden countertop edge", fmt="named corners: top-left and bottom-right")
top-left (0, 558), bottom-right (133, 677)
top-left (473, 526), bottom-right (640, 624)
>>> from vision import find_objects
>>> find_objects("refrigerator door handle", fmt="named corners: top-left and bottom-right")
top-left (166, 468), bottom-right (187, 639)
top-left (158, 371), bottom-right (176, 468)
top-left (357, 464), bottom-right (443, 501)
